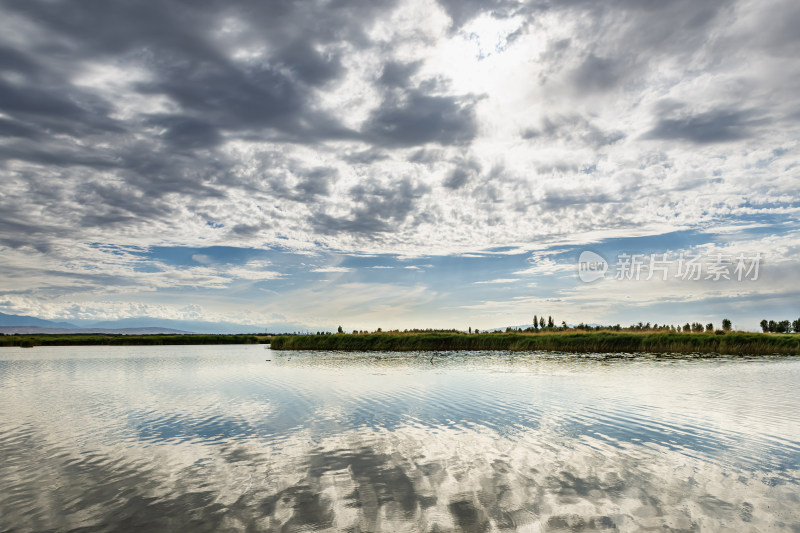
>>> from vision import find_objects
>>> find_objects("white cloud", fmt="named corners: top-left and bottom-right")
top-left (192, 254), bottom-right (213, 264)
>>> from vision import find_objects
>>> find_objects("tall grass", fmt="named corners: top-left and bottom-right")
top-left (0, 334), bottom-right (266, 347)
top-left (270, 331), bottom-right (800, 355)
top-left (4, 331), bottom-right (798, 355)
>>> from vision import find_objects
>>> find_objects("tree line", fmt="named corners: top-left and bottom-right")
top-left (324, 316), bottom-right (800, 336)
top-left (504, 316), bottom-right (737, 334)
top-left (760, 319), bottom-right (800, 333)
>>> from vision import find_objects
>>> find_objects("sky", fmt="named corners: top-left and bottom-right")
top-left (0, 0), bottom-right (798, 332)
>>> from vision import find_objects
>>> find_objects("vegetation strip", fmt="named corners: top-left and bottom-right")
top-left (0, 334), bottom-right (267, 347)
top-left (3, 331), bottom-right (799, 355)
top-left (270, 332), bottom-right (800, 355)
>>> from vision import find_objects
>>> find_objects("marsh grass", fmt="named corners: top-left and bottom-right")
top-left (3, 331), bottom-right (798, 355)
top-left (270, 331), bottom-right (800, 355)
top-left (0, 334), bottom-right (265, 347)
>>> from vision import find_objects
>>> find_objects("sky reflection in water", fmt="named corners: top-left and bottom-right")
top-left (1, 345), bottom-right (799, 531)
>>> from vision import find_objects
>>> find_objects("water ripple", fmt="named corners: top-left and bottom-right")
top-left (1, 345), bottom-right (799, 531)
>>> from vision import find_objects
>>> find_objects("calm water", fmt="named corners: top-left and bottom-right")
top-left (1, 346), bottom-right (799, 532)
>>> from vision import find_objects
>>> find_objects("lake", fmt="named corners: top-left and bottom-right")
top-left (1, 345), bottom-right (799, 532)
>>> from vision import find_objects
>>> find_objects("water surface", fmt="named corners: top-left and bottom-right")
top-left (1, 346), bottom-right (799, 531)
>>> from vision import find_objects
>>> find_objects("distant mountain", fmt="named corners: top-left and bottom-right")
top-left (75, 317), bottom-right (304, 334)
top-left (0, 312), bottom-right (77, 329)
top-left (80, 318), bottom-right (263, 334)
top-left (0, 312), bottom-right (311, 335)
top-left (0, 326), bottom-right (193, 335)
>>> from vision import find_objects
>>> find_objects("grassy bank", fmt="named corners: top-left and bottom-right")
top-left (0, 334), bottom-right (268, 347)
top-left (5, 331), bottom-right (799, 355)
top-left (270, 331), bottom-right (800, 355)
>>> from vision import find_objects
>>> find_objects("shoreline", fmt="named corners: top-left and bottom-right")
top-left (270, 331), bottom-right (800, 356)
top-left (2, 331), bottom-right (799, 356)
top-left (0, 334), bottom-right (267, 347)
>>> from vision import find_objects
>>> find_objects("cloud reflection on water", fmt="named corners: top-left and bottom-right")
top-left (1, 345), bottom-right (799, 531)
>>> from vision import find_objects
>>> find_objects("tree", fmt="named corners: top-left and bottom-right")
top-left (760, 320), bottom-right (769, 333)
top-left (337, 325), bottom-right (343, 333)
top-left (468, 327), bottom-right (472, 334)
top-left (777, 320), bottom-right (791, 334)
top-left (683, 323), bottom-right (691, 332)
top-left (533, 315), bottom-right (538, 330)
top-left (539, 317), bottom-right (545, 329)
top-left (768, 320), bottom-right (777, 333)
top-left (547, 316), bottom-right (554, 328)
top-left (705, 323), bottom-right (713, 332)
top-left (721, 318), bottom-right (732, 332)
top-left (561, 321), bottom-right (567, 329)
top-left (793, 319), bottom-right (800, 334)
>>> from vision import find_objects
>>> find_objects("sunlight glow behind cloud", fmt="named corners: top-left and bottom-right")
top-left (0, 0), bottom-right (797, 330)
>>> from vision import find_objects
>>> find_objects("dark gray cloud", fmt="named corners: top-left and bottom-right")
top-left (312, 178), bottom-right (431, 236)
top-left (436, 0), bottom-right (521, 28)
top-left (0, 0), bottom-right (404, 248)
top-left (408, 148), bottom-right (446, 165)
top-left (378, 61), bottom-right (423, 87)
top-left (364, 91), bottom-right (478, 147)
top-left (444, 168), bottom-right (471, 190)
top-left (570, 54), bottom-right (628, 93)
top-left (133, 54), bottom-right (349, 143)
top-left (526, 0), bottom-right (732, 98)
top-left (0, 0), bottom-right (796, 265)
top-left (149, 115), bottom-right (223, 150)
top-left (342, 149), bottom-right (390, 165)
top-left (533, 114), bottom-right (625, 149)
top-left (0, 73), bottom-right (122, 139)
top-left (646, 108), bottom-right (765, 144)
top-left (0, 0), bottom-right (399, 146)
top-left (368, 57), bottom-right (479, 148)
top-left (293, 168), bottom-right (337, 200)
top-left (236, 153), bottom-right (339, 204)
top-left (757, 1), bottom-right (800, 56)
top-left (0, 0), bottom-right (394, 149)
top-left (0, 118), bottom-right (38, 139)
top-left (443, 158), bottom-right (481, 190)
top-left (0, 0), bottom-right (485, 253)
top-left (230, 223), bottom-right (270, 237)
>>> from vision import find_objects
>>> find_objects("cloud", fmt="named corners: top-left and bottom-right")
top-left (0, 0), bottom-right (797, 327)
top-left (569, 53), bottom-right (627, 93)
top-left (363, 91), bottom-right (478, 147)
top-left (645, 108), bottom-right (766, 144)
top-left (191, 254), bottom-right (213, 265)
top-left (312, 177), bottom-right (432, 237)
